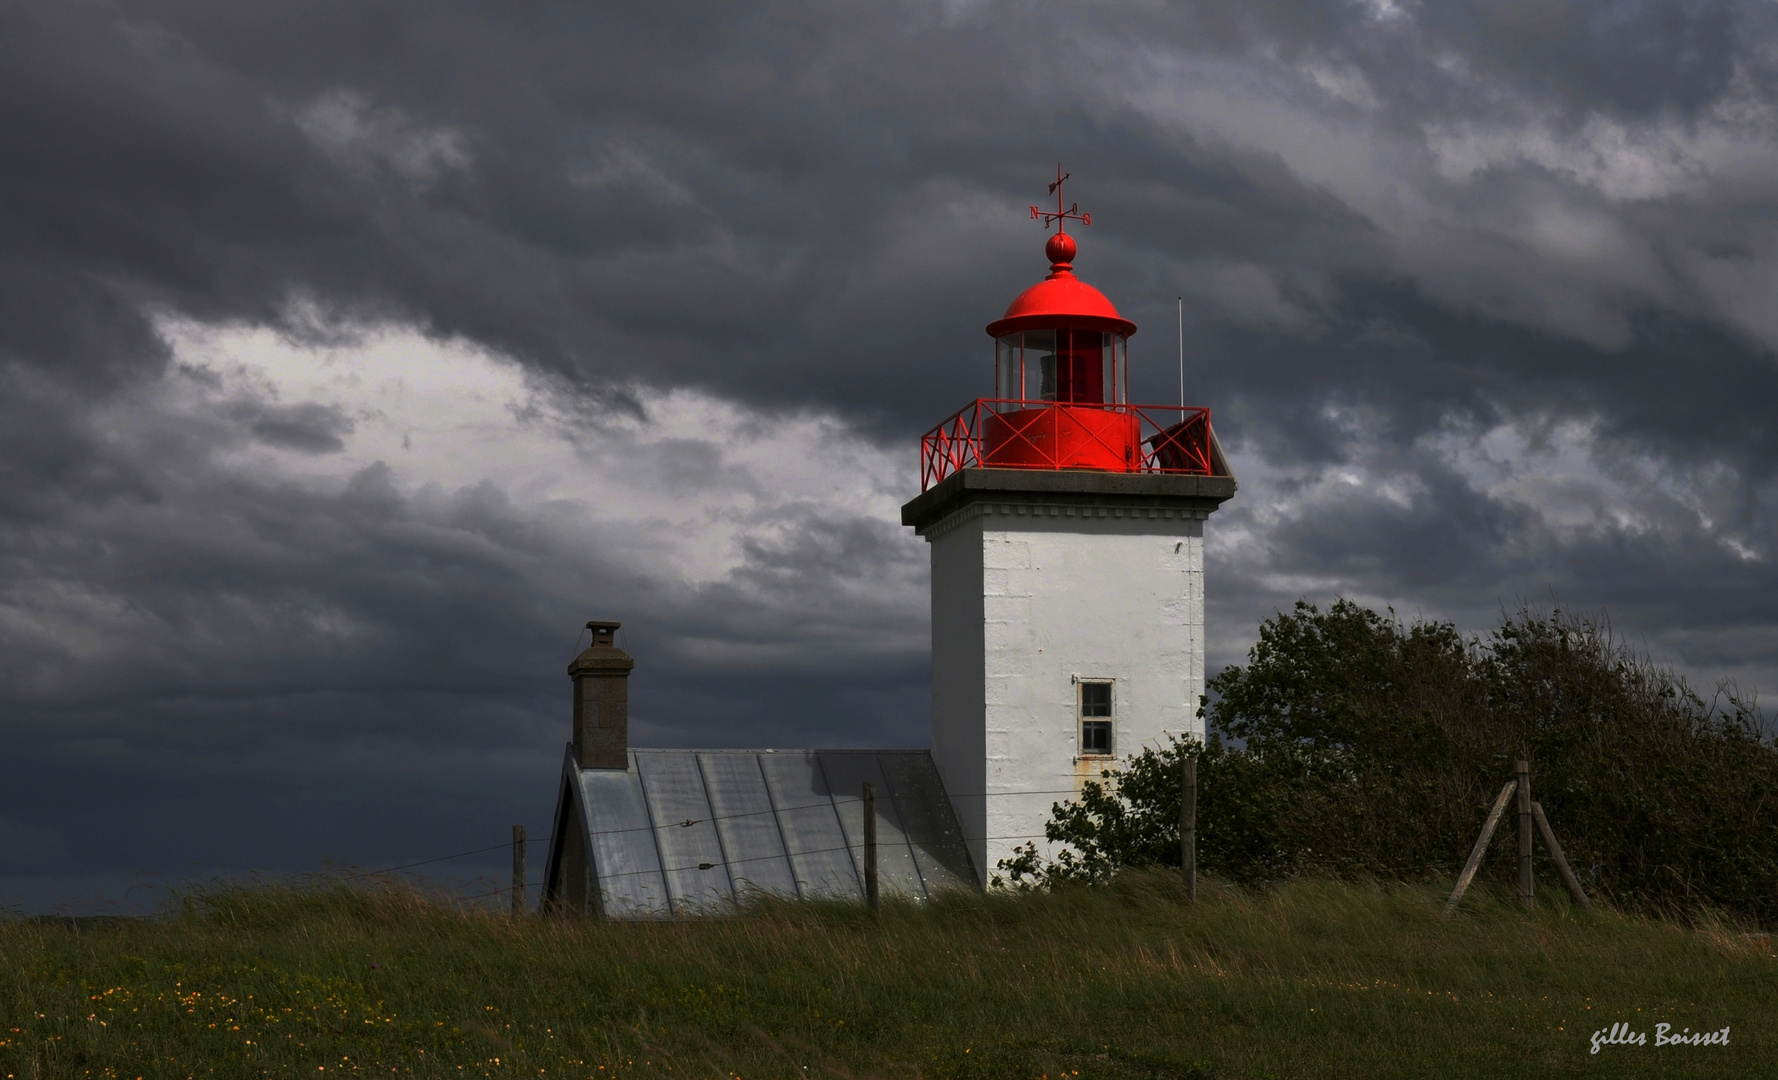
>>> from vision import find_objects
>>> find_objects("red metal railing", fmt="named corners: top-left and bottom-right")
top-left (920, 399), bottom-right (1220, 490)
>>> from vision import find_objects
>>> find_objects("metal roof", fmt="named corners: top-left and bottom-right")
top-left (549, 748), bottom-right (978, 919)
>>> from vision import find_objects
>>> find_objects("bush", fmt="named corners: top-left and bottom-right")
top-left (999, 600), bottom-right (1778, 922)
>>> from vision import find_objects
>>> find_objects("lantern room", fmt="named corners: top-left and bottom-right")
top-left (917, 170), bottom-right (1227, 489)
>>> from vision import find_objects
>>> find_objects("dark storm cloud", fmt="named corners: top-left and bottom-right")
top-left (0, 362), bottom-right (926, 906)
top-left (9, 1), bottom-right (1777, 439)
top-left (4, 0), bottom-right (1778, 908)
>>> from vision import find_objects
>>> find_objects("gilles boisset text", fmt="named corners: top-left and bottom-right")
top-left (1590, 1022), bottom-right (1730, 1053)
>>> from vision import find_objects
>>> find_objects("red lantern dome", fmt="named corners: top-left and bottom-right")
top-left (985, 232), bottom-right (1137, 339)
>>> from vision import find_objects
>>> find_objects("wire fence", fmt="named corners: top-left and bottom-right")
top-left (335, 797), bottom-right (1576, 912)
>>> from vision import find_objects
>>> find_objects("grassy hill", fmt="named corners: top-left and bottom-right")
top-left (3, 873), bottom-right (1772, 1078)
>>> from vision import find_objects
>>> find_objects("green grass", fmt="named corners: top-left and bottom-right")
top-left (2, 873), bottom-right (1773, 1078)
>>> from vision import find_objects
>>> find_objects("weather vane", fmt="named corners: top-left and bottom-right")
top-left (1029, 163), bottom-right (1091, 233)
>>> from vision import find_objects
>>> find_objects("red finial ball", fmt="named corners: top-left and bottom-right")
top-left (1045, 231), bottom-right (1077, 267)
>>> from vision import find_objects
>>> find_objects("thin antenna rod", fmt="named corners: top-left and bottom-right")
top-left (1177, 297), bottom-right (1185, 408)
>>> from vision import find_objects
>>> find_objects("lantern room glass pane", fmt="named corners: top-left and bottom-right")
top-left (1053, 327), bottom-right (1103, 404)
top-left (1114, 334), bottom-right (1128, 404)
top-left (1021, 329), bottom-right (1056, 401)
top-left (995, 334), bottom-right (1020, 404)
top-left (1099, 332), bottom-right (1113, 406)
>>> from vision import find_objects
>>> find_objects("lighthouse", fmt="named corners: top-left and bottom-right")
top-left (900, 170), bottom-right (1237, 884)
top-left (543, 171), bottom-right (1233, 918)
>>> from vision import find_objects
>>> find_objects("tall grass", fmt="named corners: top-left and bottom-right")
top-left (3, 873), bottom-right (1772, 1078)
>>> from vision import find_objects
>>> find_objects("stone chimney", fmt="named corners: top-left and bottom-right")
top-left (568, 620), bottom-right (635, 770)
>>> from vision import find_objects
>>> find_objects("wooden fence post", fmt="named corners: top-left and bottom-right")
top-left (1181, 753), bottom-right (1197, 903)
top-left (1443, 780), bottom-right (1517, 918)
top-left (863, 782), bottom-right (880, 915)
top-left (512, 824), bottom-right (526, 917)
top-left (1531, 801), bottom-right (1593, 912)
top-left (1517, 759), bottom-right (1534, 909)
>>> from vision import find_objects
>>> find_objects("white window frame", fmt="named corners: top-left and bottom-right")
top-left (1076, 677), bottom-right (1115, 758)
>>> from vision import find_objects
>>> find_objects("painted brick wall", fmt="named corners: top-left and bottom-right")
top-left (932, 511), bottom-right (1206, 883)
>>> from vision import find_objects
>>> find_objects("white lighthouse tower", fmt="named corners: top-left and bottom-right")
top-left (901, 172), bottom-right (1236, 883)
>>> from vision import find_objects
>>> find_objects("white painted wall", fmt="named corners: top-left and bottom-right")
top-left (928, 505), bottom-right (1207, 884)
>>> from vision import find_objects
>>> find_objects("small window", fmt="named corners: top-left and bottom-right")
top-left (1079, 681), bottom-right (1113, 756)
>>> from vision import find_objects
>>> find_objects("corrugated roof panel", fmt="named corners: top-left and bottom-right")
top-left (697, 752), bottom-right (800, 900)
top-left (818, 752), bottom-right (928, 900)
top-left (879, 751), bottom-right (979, 891)
top-left (634, 752), bottom-right (732, 915)
top-left (758, 751), bottom-right (861, 900)
top-left (578, 767), bottom-right (670, 919)
top-left (559, 748), bottom-right (977, 918)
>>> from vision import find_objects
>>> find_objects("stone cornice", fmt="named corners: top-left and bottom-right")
top-left (567, 648), bottom-right (635, 677)
top-left (901, 468), bottom-right (1237, 536)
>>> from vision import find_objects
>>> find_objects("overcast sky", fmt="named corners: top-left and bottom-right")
top-left (5, 0), bottom-right (1777, 913)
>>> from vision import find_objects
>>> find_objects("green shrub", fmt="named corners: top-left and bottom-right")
top-left (1000, 600), bottom-right (1778, 923)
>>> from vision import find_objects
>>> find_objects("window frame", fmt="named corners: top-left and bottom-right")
top-left (1077, 679), bottom-right (1115, 758)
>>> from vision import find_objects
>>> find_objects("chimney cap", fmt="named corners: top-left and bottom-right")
top-left (570, 619), bottom-right (634, 676)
